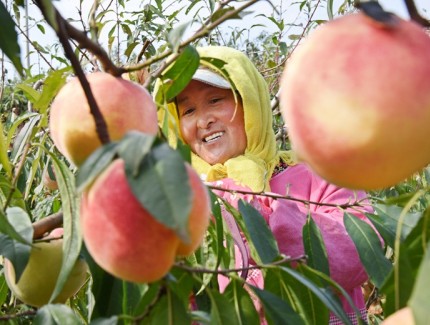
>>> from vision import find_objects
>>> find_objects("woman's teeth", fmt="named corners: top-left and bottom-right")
top-left (204, 132), bottom-right (223, 143)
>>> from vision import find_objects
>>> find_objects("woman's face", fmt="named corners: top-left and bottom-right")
top-left (176, 80), bottom-right (247, 165)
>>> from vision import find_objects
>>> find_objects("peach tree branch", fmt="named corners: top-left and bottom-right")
top-left (404, 0), bottom-right (430, 27)
top-left (207, 184), bottom-right (369, 210)
top-left (174, 254), bottom-right (308, 276)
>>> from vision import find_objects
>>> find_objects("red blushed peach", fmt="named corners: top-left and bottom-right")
top-left (49, 72), bottom-right (158, 166)
top-left (280, 13), bottom-right (430, 190)
top-left (176, 163), bottom-right (211, 256)
top-left (81, 159), bottom-right (180, 283)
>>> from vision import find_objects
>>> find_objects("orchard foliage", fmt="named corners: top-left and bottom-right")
top-left (0, 0), bottom-right (429, 324)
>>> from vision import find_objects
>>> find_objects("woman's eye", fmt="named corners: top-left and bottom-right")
top-left (209, 97), bottom-right (222, 104)
top-left (181, 107), bottom-right (195, 116)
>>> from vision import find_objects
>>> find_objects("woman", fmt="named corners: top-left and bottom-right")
top-left (156, 46), bottom-right (372, 324)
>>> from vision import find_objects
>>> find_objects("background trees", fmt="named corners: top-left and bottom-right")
top-left (0, 0), bottom-right (429, 324)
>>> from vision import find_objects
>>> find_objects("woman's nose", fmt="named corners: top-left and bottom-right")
top-left (196, 112), bottom-right (215, 129)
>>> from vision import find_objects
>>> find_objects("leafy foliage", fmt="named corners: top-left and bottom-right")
top-left (0, 0), bottom-right (429, 324)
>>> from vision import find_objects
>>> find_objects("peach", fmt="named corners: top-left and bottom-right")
top-left (4, 228), bottom-right (89, 307)
top-left (80, 159), bottom-right (210, 283)
top-left (382, 307), bottom-right (415, 325)
top-left (176, 164), bottom-right (211, 256)
top-left (280, 13), bottom-right (430, 190)
top-left (49, 72), bottom-right (158, 166)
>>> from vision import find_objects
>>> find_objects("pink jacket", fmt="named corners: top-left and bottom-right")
top-left (216, 163), bottom-right (373, 323)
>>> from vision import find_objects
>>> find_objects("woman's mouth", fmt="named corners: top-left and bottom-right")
top-left (203, 132), bottom-right (224, 143)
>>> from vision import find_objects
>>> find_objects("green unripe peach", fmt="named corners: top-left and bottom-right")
top-left (4, 228), bottom-right (89, 307)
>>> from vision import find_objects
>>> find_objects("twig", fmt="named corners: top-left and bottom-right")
top-left (132, 284), bottom-right (167, 324)
top-left (0, 310), bottom-right (36, 321)
top-left (32, 211), bottom-right (63, 239)
top-left (14, 22), bottom-right (54, 71)
top-left (404, 0), bottom-right (430, 27)
top-left (55, 14), bottom-right (110, 145)
top-left (207, 184), bottom-right (368, 210)
top-left (174, 254), bottom-right (307, 276)
top-left (134, 0), bottom-right (260, 81)
top-left (33, 0), bottom-right (123, 76)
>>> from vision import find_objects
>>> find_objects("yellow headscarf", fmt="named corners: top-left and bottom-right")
top-left (156, 46), bottom-right (295, 192)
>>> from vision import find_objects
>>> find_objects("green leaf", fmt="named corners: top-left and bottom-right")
top-left (124, 42), bottom-right (139, 59)
top-left (159, 45), bottom-right (200, 102)
top-left (208, 289), bottom-right (240, 325)
top-left (121, 23), bottom-right (132, 38)
top-left (303, 213), bottom-right (330, 276)
top-left (33, 68), bottom-right (69, 113)
top-left (381, 209), bottom-right (430, 316)
top-left (167, 22), bottom-right (191, 51)
top-left (210, 191), bottom-right (225, 276)
top-left (371, 204), bottom-right (421, 246)
top-left (33, 304), bottom-right (83, 325)
top-left (210, 6), bottom-right (241, 22)
top-left (15, 83), bottom-right (41, 105)
top-left (265, 267), bottom-right (329, 324)
top-left (0, 1), bottom-right (24, 75)
top-left (0, 207), bottom-right (32, 245)
top-left (251, 286), bottom-right (305, 325)
top-left (121, 139), bottom-right (192, 242)
top-left (238, 200), bottom-right (279, 264)
top-left (11, 114), bottom-right (40, 163)
top-left (380, 243), bottom-right (415, 316)
top-left (6, 112), bottom-right (39, 151)
top-left (0, 120), bottom-right (12, 178)
top-left (279, 266), bottom-right (353, 324)
top-left (199, 57), bottom-right (238, 95)
top-left (403, 208), bottom-right (430, 268)
top-left (344, 212), bottom-right (392, 288)
top-left (39, 0), bottom-right (58, 32)
top-left (141, 287), bottom-right (191, 325)
top-left (409, 242), bottom-right (430, 325)
top-left (81, 243), bottom-right (148, 318)
top-left (0, 207), bottom-right (33, 281)
top-left (37, 23), bottom-right (46, 34)
top-left (76, 142), bottom-right (119, 192)
top-left (297, 264), bottom-right (366, 324)
top-left (0, 274), bottom-right (10, 307)
top-left (47, 152), bottom-right (83, 303)
top-left (327, 0), bottom-right (334, 19)
top-left (117, 132), bottom-right (157, 174)
top-left (223, 279), bottom-right (259, 325)
top-left (0, 173), bottom-right (26, 210)
top-left (89, 316), bottom-right (119, 325)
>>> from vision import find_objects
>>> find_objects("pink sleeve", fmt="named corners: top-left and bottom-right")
top-left (267, 164), bottom-right (373, 290)
top-left (211, 163), bottom-right (374, 291)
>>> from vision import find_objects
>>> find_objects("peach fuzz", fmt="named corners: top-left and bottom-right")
top-left (80, 159), bottom-right (210, 283)
top-left (49, 72), bottom-right (158, 166)
top-left (280, 13), bottom-right (430, 190)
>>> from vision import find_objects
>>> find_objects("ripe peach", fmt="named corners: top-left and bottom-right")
top-left (80, 159), bottom-right (210, 283)
top-left (280, 13), bottom-right (430, 190)
top-left (4, 228), bottom-right (89, 307)
top-left (176, 164), bottom-right (211, 256)
top-left (49, 72), bottom-right (158, 166)
top-left (382, 307), bottom-right (415, 325)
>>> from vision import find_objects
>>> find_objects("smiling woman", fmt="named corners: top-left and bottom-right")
top-left (156, 46), bottom-right (377, 324)
top-left (176, 78), bottom-right (247, 165)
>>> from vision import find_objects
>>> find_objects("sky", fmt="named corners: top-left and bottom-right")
top-left (2, 0), bottom-right (430, 78)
